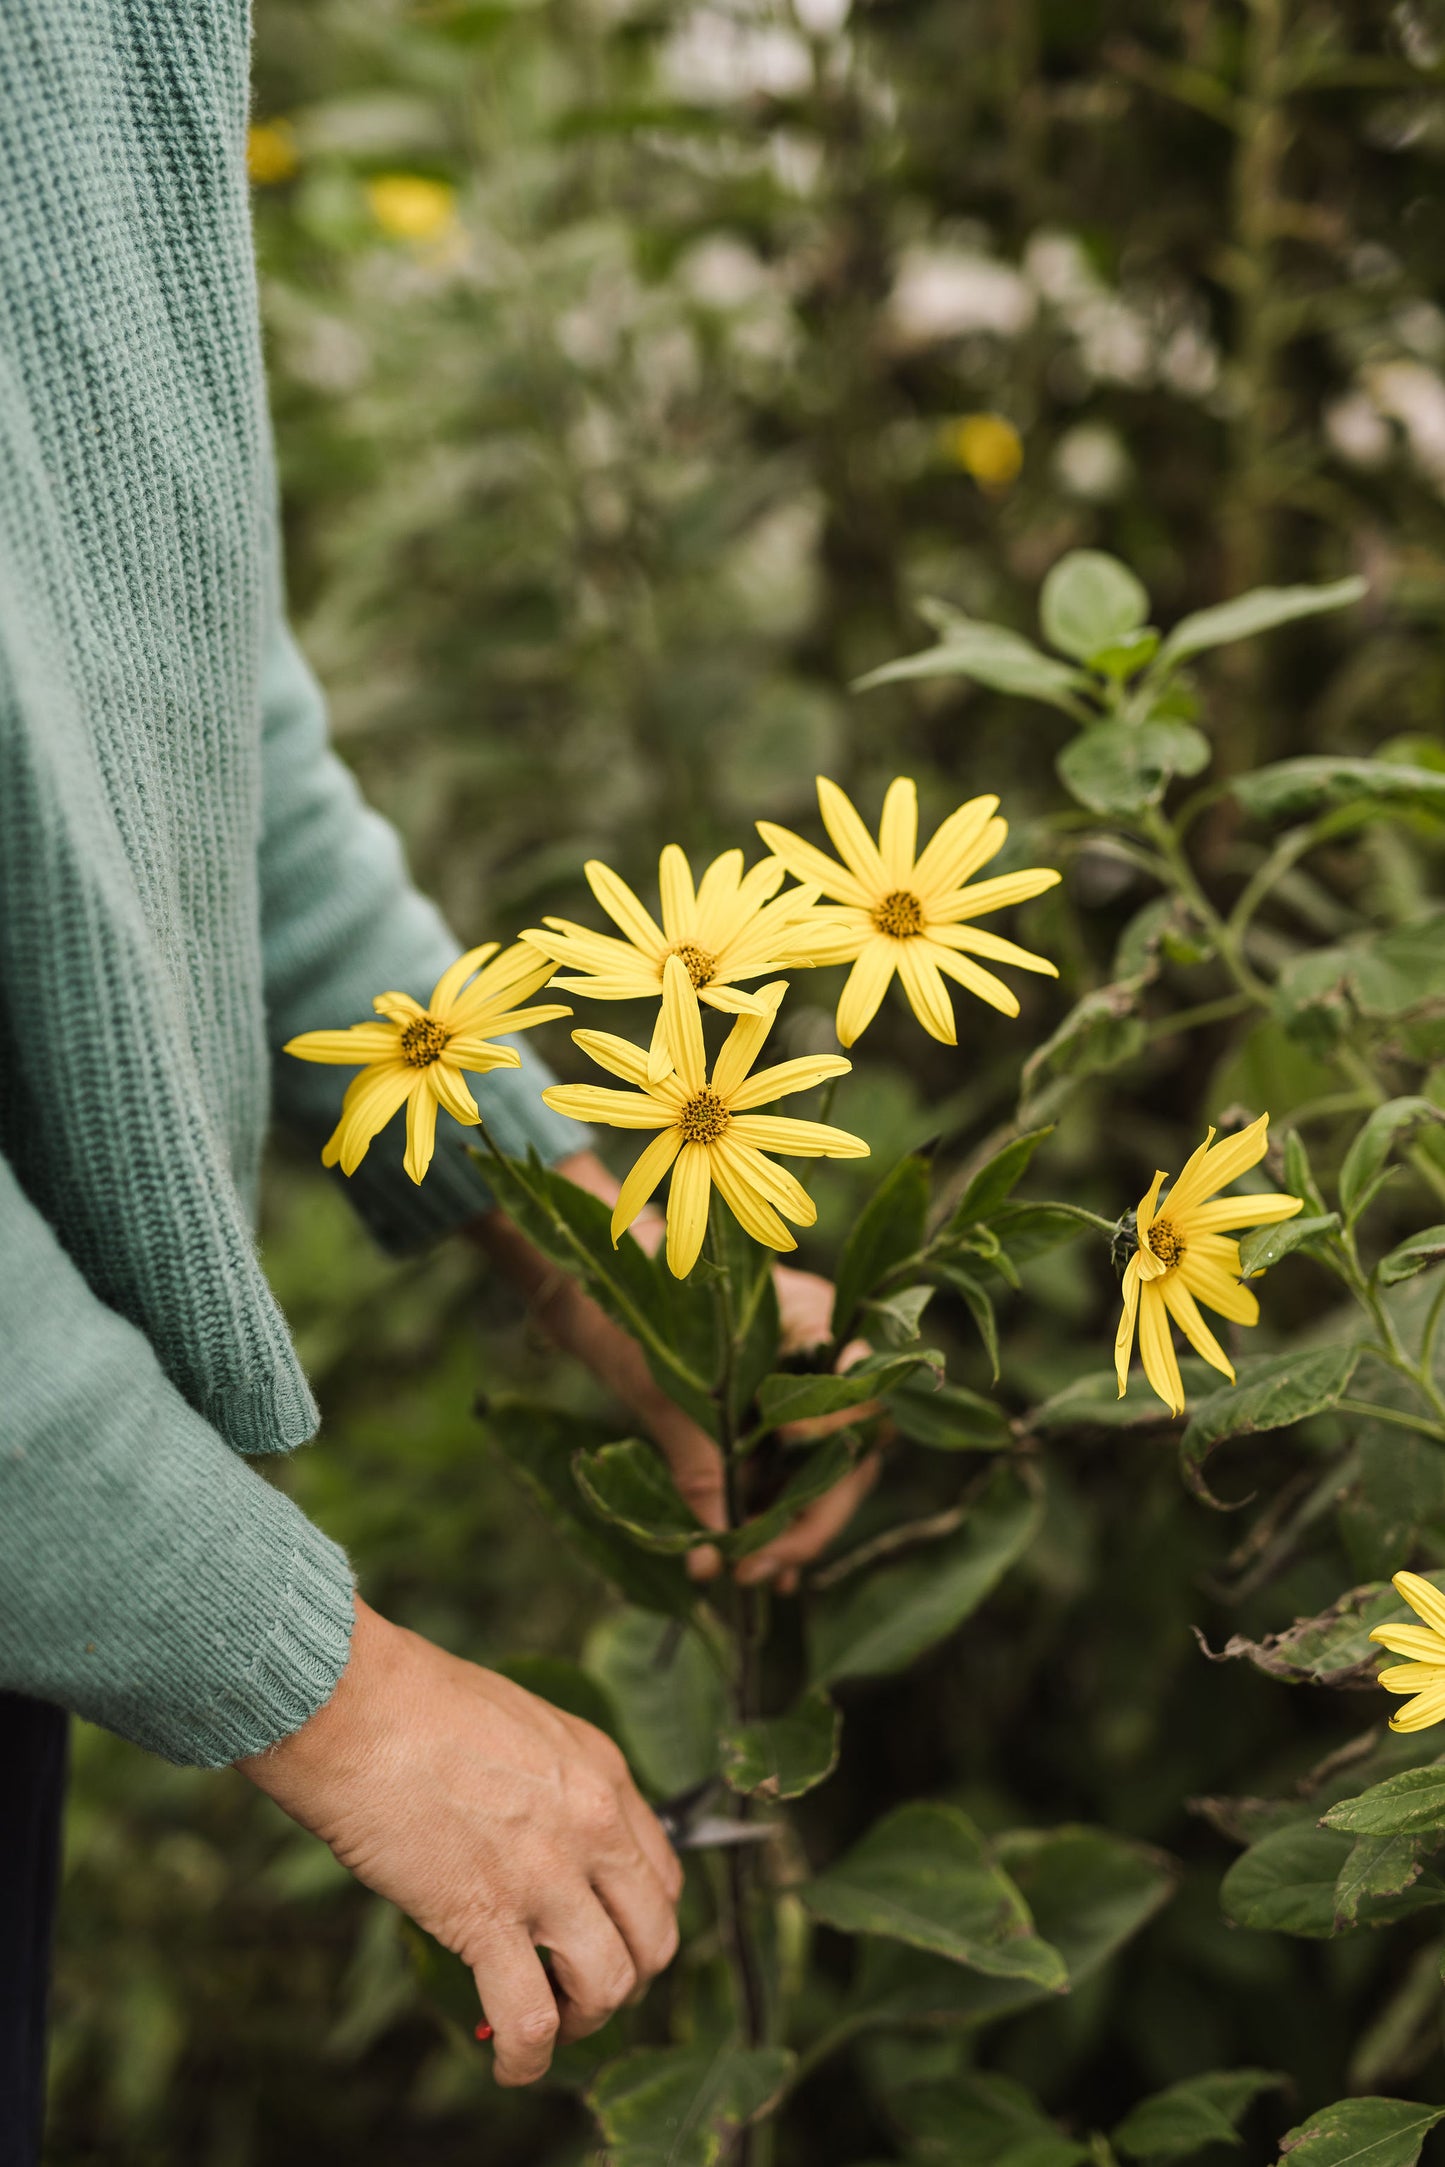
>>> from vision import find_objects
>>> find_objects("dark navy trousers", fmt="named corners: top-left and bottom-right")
top-left (0, 1695), bottom-right (66, 2167)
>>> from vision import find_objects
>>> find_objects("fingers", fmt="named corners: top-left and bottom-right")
top-left (735, 1452), bottom-right (882, 1589)
top-left (470, 1931), bottom-right (562, 2087)
top-left (544, 1892), bottom-right (641, 2045)
top-left (646, 1402), bottom-right (729, 1537)
top-left (774, 1264), bottom-right (835, 1353)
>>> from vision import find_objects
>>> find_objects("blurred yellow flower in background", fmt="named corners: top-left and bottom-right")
top-left (1371, 1572), bottom-right (1445, 1732)
top-left (366, 174), bottom-right (458, 244)
top-left (542, 958), bottom-right (867, 1277)
top-left (247, 120), bottom-right (299, 186)
top-left (758, 776), bottom-right (1060, 1047)
top-left (1114, 1114), bottom-right (1301, 1415)
top-left (941, 413), bottom-right (1023, 491)
top-left (523, 847), bottom-right (838, 1085)
top-left (285, 943), bottom-right (568, 1186)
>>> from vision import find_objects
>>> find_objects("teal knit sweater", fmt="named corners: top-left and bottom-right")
top-left (0, 0), bottom-right (578, 1765)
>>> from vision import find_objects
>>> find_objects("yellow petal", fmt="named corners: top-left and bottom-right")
top-left (1115, 1253), bottom-right (1142, 1397)
top-left (1160, 1273), bottom-right (1235, 1384)
top-left (610, 1128), bottom-right (684, 1245)
top-left (1389, 1685), bottom-right (1445, 1733)
top-left (1378, 1662), bottom-right (1445, 1694)
top-left (708, 1139), bottom-right (797, 1251)
top-left (929, 944), bottom-right (1021, 1020)
top-left (322, 1062), bottom-right (415, 1175)
top-left (1138, 1279), bottom-right (1184, 1415)
top-left (451, 1002), bottom-right (571, 1046)
top-left (938, 866), bottom-right (1062, 922)
top-left (404, 1084), bottom-right (439, 1185)
top-left (755, 819), bottom-right (868, 909)
top-left (703, 853), bottom-right (785, 949)
top-left (1135, 1169), bottom-right (1168, 1248)
top-left (540, 1084), bottom-right (675, 1129)
top-left (878, 777), bottom-right (918, 883)
top-left (284, 1023), bottom-right (401, 1066)
top-left (720, 1137), bottom-right (818, 1226)
top-left (585, 861), bottom-right (666, 957)
top-left (571, 1029), bottom-right (657, 1089)
top-left (712, 984), bottom-right (788, 1099)
top-left (1184, 1193), bottom-right (1303, 1234)
top-left (658, 845), bottom-right (696, 942)
top-left (930, 923), bottom-right (1059, 977)
top-left (693, 847), bottom-right (748, 930)
top-left (911, 795), bottom-right (999, 899)
top-left (662, 954), bottom-right (706, 1093)
top-left (727, 1054), bottom-right (851, 1112)
top-left (817, 776), bottom-right (887, 888)
top-left (835, 941), bottom-right (896, 1047)
top-left (429, 942), bottom-right (502, 1016)
top-left (897, 944), bottom-right (959, 1043)
top-left (1177, 1253), bottom-right (1259, 1327)
top-left (530, 924), bottom-right (652, 982)
top-left (728, 1113), bottom-right (869, 1159)
top-left (444, 1041), bottom-right (522, 1073)
top-left (700, 985), bottom-right (770, 1015)
top-left (373, 990), bottom-right (426, 1024)
top-left (665, 1141), bottom-right (713, 1277)
top-left (647, 1002), bottom-right (673, 1088)
top-left (1370, 1622), bottom-right (1445, 1662)
top-left (447, 943), bottom-right (558, 1026)
top-left (1395, 1572), bottom-right (1445, 1640)
top-left (429, 1059), bottom-right (480, 1127)
top-left (1170, 1114), bottom-right (1271, 1217)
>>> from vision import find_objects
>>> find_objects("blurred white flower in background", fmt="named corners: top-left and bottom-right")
top-left (1365, 358), bottom-right (1445, 487)
top-left (888, 244), bottom-right (1036, 348)
top-left (1324, 388), bottom-right (1394, 470)
top-left (662, 9), bottom-right (813, 102)
top-left (1052, 420), bottom-right (1132, 502)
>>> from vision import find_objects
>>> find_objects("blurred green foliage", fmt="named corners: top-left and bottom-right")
top-left (46, 1), bottom-right (1445, 2161)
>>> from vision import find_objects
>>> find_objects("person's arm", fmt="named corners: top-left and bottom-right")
top-left (0, 1148), bottom-right (355, 1763)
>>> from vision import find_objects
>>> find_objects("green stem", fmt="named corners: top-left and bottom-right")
top-left (1142, 992), bottom-right (1254, 1045)
top-left (1335, 1398), bottom-right (1445, 1447)
top-left (1142, 806), bottom-right (1272, 1007)
top-left (1422, 1277), bottom-right (1445, 1385)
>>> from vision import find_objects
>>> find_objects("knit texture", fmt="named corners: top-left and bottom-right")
top-left (0, 0), bottom-right (579, 1765)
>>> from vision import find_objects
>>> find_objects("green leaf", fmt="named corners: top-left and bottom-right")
top-left (1157, 576), bottom-right (1366, 667)
top-left (754, 1350), bottom-right (939, 1431)
top-left (481, 1399), bottom-right (695, 1618)
top-left (583, 1608), bottom-right (726, 1797)
top-left (848, 1825), bottom-right (1176, 2032)
top-left (800, 1802), bottom-right (1067, 1989)
top-left (931, 1260), bottom-right (1000, 1380)
top-left (1056, 719), bottom-right (1209, 816)
top-left (1285, 1129), bottom-right (1331, 1218)
top-left (1380, 1229), bottom-right (1445, 1287)
top-left (860, 1282), bottom-right (936, 1348)
top-left (573, 1437), bottom-right (713, 1553)
top-left (1341, 1098), bottom-right (1445, 1226)
top-left (832, 1153), bottom-right (931, 1340)
top-left (720, 1688), bottom-right (840, 1801)
top-left (988, 1200), bottom-right (1099, 1264)
top-left (1233, 756), bottom-right (1445, 826)
top-left (889, 2071), bottom-right (1089, 2167)
top-left (809, 1462), bottom-right (1042, 1685)
top-left (1113, 2070), bottom-right (1285, 2160)
top-left (1041, 549), bottom-right (1149, 661)
top-left (1199, 1576), bottom-right (1445, 1689)
top-left (1276, 913), bottom-right (1445, 1056)
top-left (1180, 1345), bottom-right (1360, 1507)
top-left (1221, 1823), bottom-right (1354, 1937)
top-left (587, 2041), bottom-right (795, 2167)
top-left (494, 1655), bottom-right (620, 1742)
top-left (1092, 627), bottom-right (1161, 680)
top-left (725, 1433), bottom-right (857, 1559)
top-left (887, 1375), bottom-right (1012, 1451)
top-left (1237, 1212), bottom-right (1339, 1276)
top-left (1019, 980), bottom-right (1148, 1110)
top-left (1324, 1765), bottom-right (1445, 1839)
top-left (945, 1126), bottom-right (1055, 1231)
top-left (1333, 1835), bottom-right (1432, 1927)
top-left (1276, 2097), bottom-right (1445, 2167)
top-left (1032, 1361), bottom-right (1219, 1434)
top-left (853, 617), bottom-right (1089, 713)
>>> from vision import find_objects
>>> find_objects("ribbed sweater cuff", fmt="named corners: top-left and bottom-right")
top-left (179, 1530), bottom-right (356, 1768)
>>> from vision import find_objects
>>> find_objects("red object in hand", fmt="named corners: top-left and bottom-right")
top-left (474, 2022), bottom-right (494, 2043)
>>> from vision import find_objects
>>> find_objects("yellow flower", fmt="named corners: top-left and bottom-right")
top-left (942, 413), bottom-right (1023, 491)
top-left (366, 174), bottom-right (458, 244)
top-left (247, 120), bottom-right (299, 187)
top-left (541, 957), bottom-right (868, 1278)
top-left (1370, 1573), bottom-right (1445, 1732)
top-left (757, 776), bottom-right (1060, 1047)
top-left (523, 848), bottom-right (838, 1085)
top-left (1114, 1114), bottom-right (1302, 1416)
top-left (284, 944), bottom-right (569, 1186)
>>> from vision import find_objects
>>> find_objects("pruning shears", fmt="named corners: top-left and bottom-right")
top-left (654, 1778), bottom-right (774, 1852)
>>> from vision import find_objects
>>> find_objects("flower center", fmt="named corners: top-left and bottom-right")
top-left (400, 1015), bottom-right (451, 1069)
top-left (671, 941), bottom-right (718, 989)
top-left (870, 888), bottom-right (925, 940)
top-left (1148, 1216), bottom-right (1185, 1268)
top-left (678, 1088), bottom-right (731, 1145)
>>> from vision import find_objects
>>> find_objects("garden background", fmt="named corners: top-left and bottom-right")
top-left (45, 2), bottom-right (1445, 2161)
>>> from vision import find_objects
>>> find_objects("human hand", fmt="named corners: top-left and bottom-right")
top-left (238, 1598), bottom-right (682, 2087)
top-left (473, 1154), bottom-right (881, 1590)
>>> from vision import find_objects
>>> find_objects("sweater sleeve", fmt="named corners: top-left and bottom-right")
top-left (0, 1152), bottom-right (356, 1766)
top-left (258, 612), bottom-right (582, 1252)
